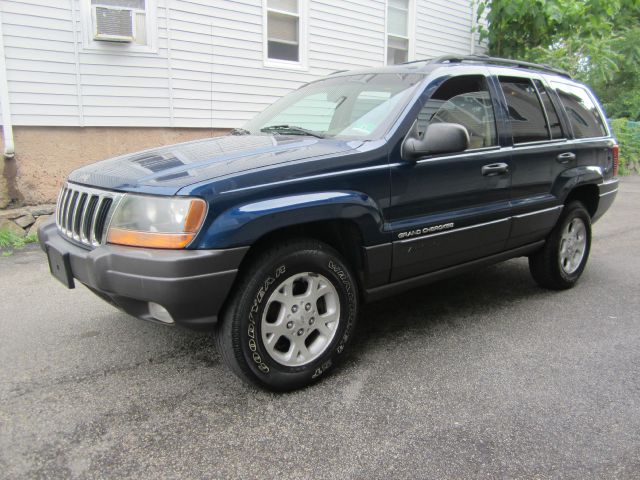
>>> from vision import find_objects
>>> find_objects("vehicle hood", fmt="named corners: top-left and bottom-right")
top-left (68, 135), bottom-right (363, 194)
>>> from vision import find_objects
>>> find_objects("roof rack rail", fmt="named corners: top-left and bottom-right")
top-left (403, 54), bottom-right (571, 79)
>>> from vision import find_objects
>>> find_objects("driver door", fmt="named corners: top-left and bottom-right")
top-left (388, 73), bottom-right (512, 282)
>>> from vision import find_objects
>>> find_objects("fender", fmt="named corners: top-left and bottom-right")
top-left (552, 165), bottom-right (604, 202)
top-left (194, 191), bottom-right (387, 249)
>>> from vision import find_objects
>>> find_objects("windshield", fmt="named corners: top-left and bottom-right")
top-left (242, 73), bottom-right (425, 140)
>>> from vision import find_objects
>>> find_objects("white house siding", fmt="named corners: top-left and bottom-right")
top-left (415, 0), bottom-right (476, 58)
top-left (76, 0), bottom-right (172, 127)
top-left (1, 0), bottom-right (479, 130)
top-left (2, 0), bottom-right (80, 126)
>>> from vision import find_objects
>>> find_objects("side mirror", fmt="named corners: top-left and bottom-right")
top-left (402, 122), bottom-right (470, 161)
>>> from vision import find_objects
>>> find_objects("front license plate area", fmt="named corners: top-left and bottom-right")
top-left (46, 246), bottom-right (75, 289)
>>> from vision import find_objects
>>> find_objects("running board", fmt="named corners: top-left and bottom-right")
top-left (364, 240), bottom-right (545, 302)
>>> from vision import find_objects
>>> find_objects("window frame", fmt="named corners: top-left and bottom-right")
top-left (263, 0), bottom-right (308, 71)
top-left (385, 0), bottom-right (416, 66)
top-left (78, 0), bottom-right (158, 55)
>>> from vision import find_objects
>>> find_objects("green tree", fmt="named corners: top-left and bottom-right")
top-left (476, 0), bottom-right (640, 120)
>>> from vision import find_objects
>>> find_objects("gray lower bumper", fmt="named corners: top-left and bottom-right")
top-left (593, 178), bottom-right (619, 223)
top-left (38, 220), bottom-right (249, 330)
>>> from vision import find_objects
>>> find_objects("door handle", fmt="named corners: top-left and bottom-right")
top-left (557, 152), bottom-right (576, 163)
top-left (482, 162), bottom-right (509, 176)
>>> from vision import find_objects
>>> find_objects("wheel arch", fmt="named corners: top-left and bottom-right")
top-left (565, 184), bottom-right (599, 217)
top-left (199, 190), bottom-right (387, 293)
top-left (555, 166), bottom-right (603, 217)
top-left (201, 190), bottom-right (384, 246)
top-left (240, 219), bottom-right (366, 290)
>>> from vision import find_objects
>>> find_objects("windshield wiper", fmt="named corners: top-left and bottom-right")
top-left (260, 125), bottom-right (326, 139)
top-left (230, 128), bottom-right (251, 136)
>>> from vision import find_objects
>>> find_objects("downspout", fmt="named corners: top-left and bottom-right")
top-left (470, 0), bottom-right (477, 55)
top-left (0, 8), bottom-right (15, 159)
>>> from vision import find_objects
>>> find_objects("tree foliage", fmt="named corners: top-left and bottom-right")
top-left (476, 0), bottom-right (640, 120)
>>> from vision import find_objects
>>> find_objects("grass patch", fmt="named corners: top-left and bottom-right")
top-left (0, 229), bottom-right (38, 256)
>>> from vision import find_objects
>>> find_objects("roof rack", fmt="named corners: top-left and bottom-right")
top-left (403, 54), bottom-right (571, 79)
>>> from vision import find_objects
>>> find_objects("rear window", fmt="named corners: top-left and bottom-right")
top-left (551, 82), bottom-right (607, 139)
top-left (499, 77), bottom-right (549, 144)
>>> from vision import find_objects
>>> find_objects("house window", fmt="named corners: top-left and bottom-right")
top-left (265, 0), bottom-right (306, 67)
top-left (387, 0), bottom-right (411, 65)
top-left (80, 0), bottom-right (157, 53)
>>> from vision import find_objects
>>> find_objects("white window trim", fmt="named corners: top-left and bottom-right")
top-left (78, 0), bottom-right (158, 55)
top-left (384, 0), bottom-right (416, 65)
top-left (262, 0), bottom-right (308, 71)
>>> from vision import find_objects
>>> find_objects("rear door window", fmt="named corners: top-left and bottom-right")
top-left (499, 77), bottom-right (549, 144)
top-left (551, 82), bottom-right (607, 138)
top-left (533, 79), bottom-right (564, 139)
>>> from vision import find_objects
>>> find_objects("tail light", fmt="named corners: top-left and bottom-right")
top-left (612, 144), bottom-right (619, 177)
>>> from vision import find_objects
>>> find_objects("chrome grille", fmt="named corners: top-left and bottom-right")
top-left (56, 183), bottom-right (123, 247)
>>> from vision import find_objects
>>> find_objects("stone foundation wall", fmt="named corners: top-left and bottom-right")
top-left (1, 126), bottom-right (229, 208)
top-left (0, 204), bottom-right (56, 238)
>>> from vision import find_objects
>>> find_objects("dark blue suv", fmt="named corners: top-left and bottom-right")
top-left (39, 56), bottom-right (619, 390)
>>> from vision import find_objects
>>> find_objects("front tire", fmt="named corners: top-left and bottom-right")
top-left (215, 239), bottom-right (359, 391)
top-left (529, 201), bottom-right (592, 290)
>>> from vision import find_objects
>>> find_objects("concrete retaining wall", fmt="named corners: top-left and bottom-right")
top-left (1, 126), bottom-right (227, 208)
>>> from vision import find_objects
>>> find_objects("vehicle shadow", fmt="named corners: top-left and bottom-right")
top-left (96, 257), bottom-right (556, 388)
top-left (348, 257), bottom-right (553, 356)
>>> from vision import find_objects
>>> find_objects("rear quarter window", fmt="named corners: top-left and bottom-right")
top-left (551, 82), bottom-right (608, 139)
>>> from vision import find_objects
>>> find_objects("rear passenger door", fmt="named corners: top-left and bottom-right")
top-left (495, 74), bottom-right (570, 249)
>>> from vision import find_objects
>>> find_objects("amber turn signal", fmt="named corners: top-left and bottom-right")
top-left (107, 230), bottom-right (197, 249)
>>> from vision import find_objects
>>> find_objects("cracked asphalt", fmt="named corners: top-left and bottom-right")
top-left (1, 177), bottom-right (639, 479)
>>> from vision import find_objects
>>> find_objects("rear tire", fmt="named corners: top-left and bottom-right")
top-left (215, 239), bottom-right (359, 391)
top-left (528, 201), bottom-right (592, 290)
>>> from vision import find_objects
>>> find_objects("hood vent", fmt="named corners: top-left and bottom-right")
top-left (132, 154), bottom-right (184, 173)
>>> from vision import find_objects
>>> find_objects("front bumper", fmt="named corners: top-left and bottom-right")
top-left (38, 220), bottom-right (248, 330)
top-left (593, 178), bottom-right (619, 223)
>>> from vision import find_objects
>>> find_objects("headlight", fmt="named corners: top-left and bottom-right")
top-left (106, 195), bottom-right (207, 249)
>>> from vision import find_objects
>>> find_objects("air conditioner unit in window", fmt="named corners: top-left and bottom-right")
top-left (92, 5), bottom-right (135, 42)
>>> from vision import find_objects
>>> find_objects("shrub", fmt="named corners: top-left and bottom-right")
top-left (611, 118), bottom-right (640, 175)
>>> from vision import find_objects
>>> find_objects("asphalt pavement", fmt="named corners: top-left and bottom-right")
top-left (1, 177), bottom-right (639, 479)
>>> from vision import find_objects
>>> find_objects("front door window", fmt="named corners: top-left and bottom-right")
top-left (417, 75), bottom-right (498, 150)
